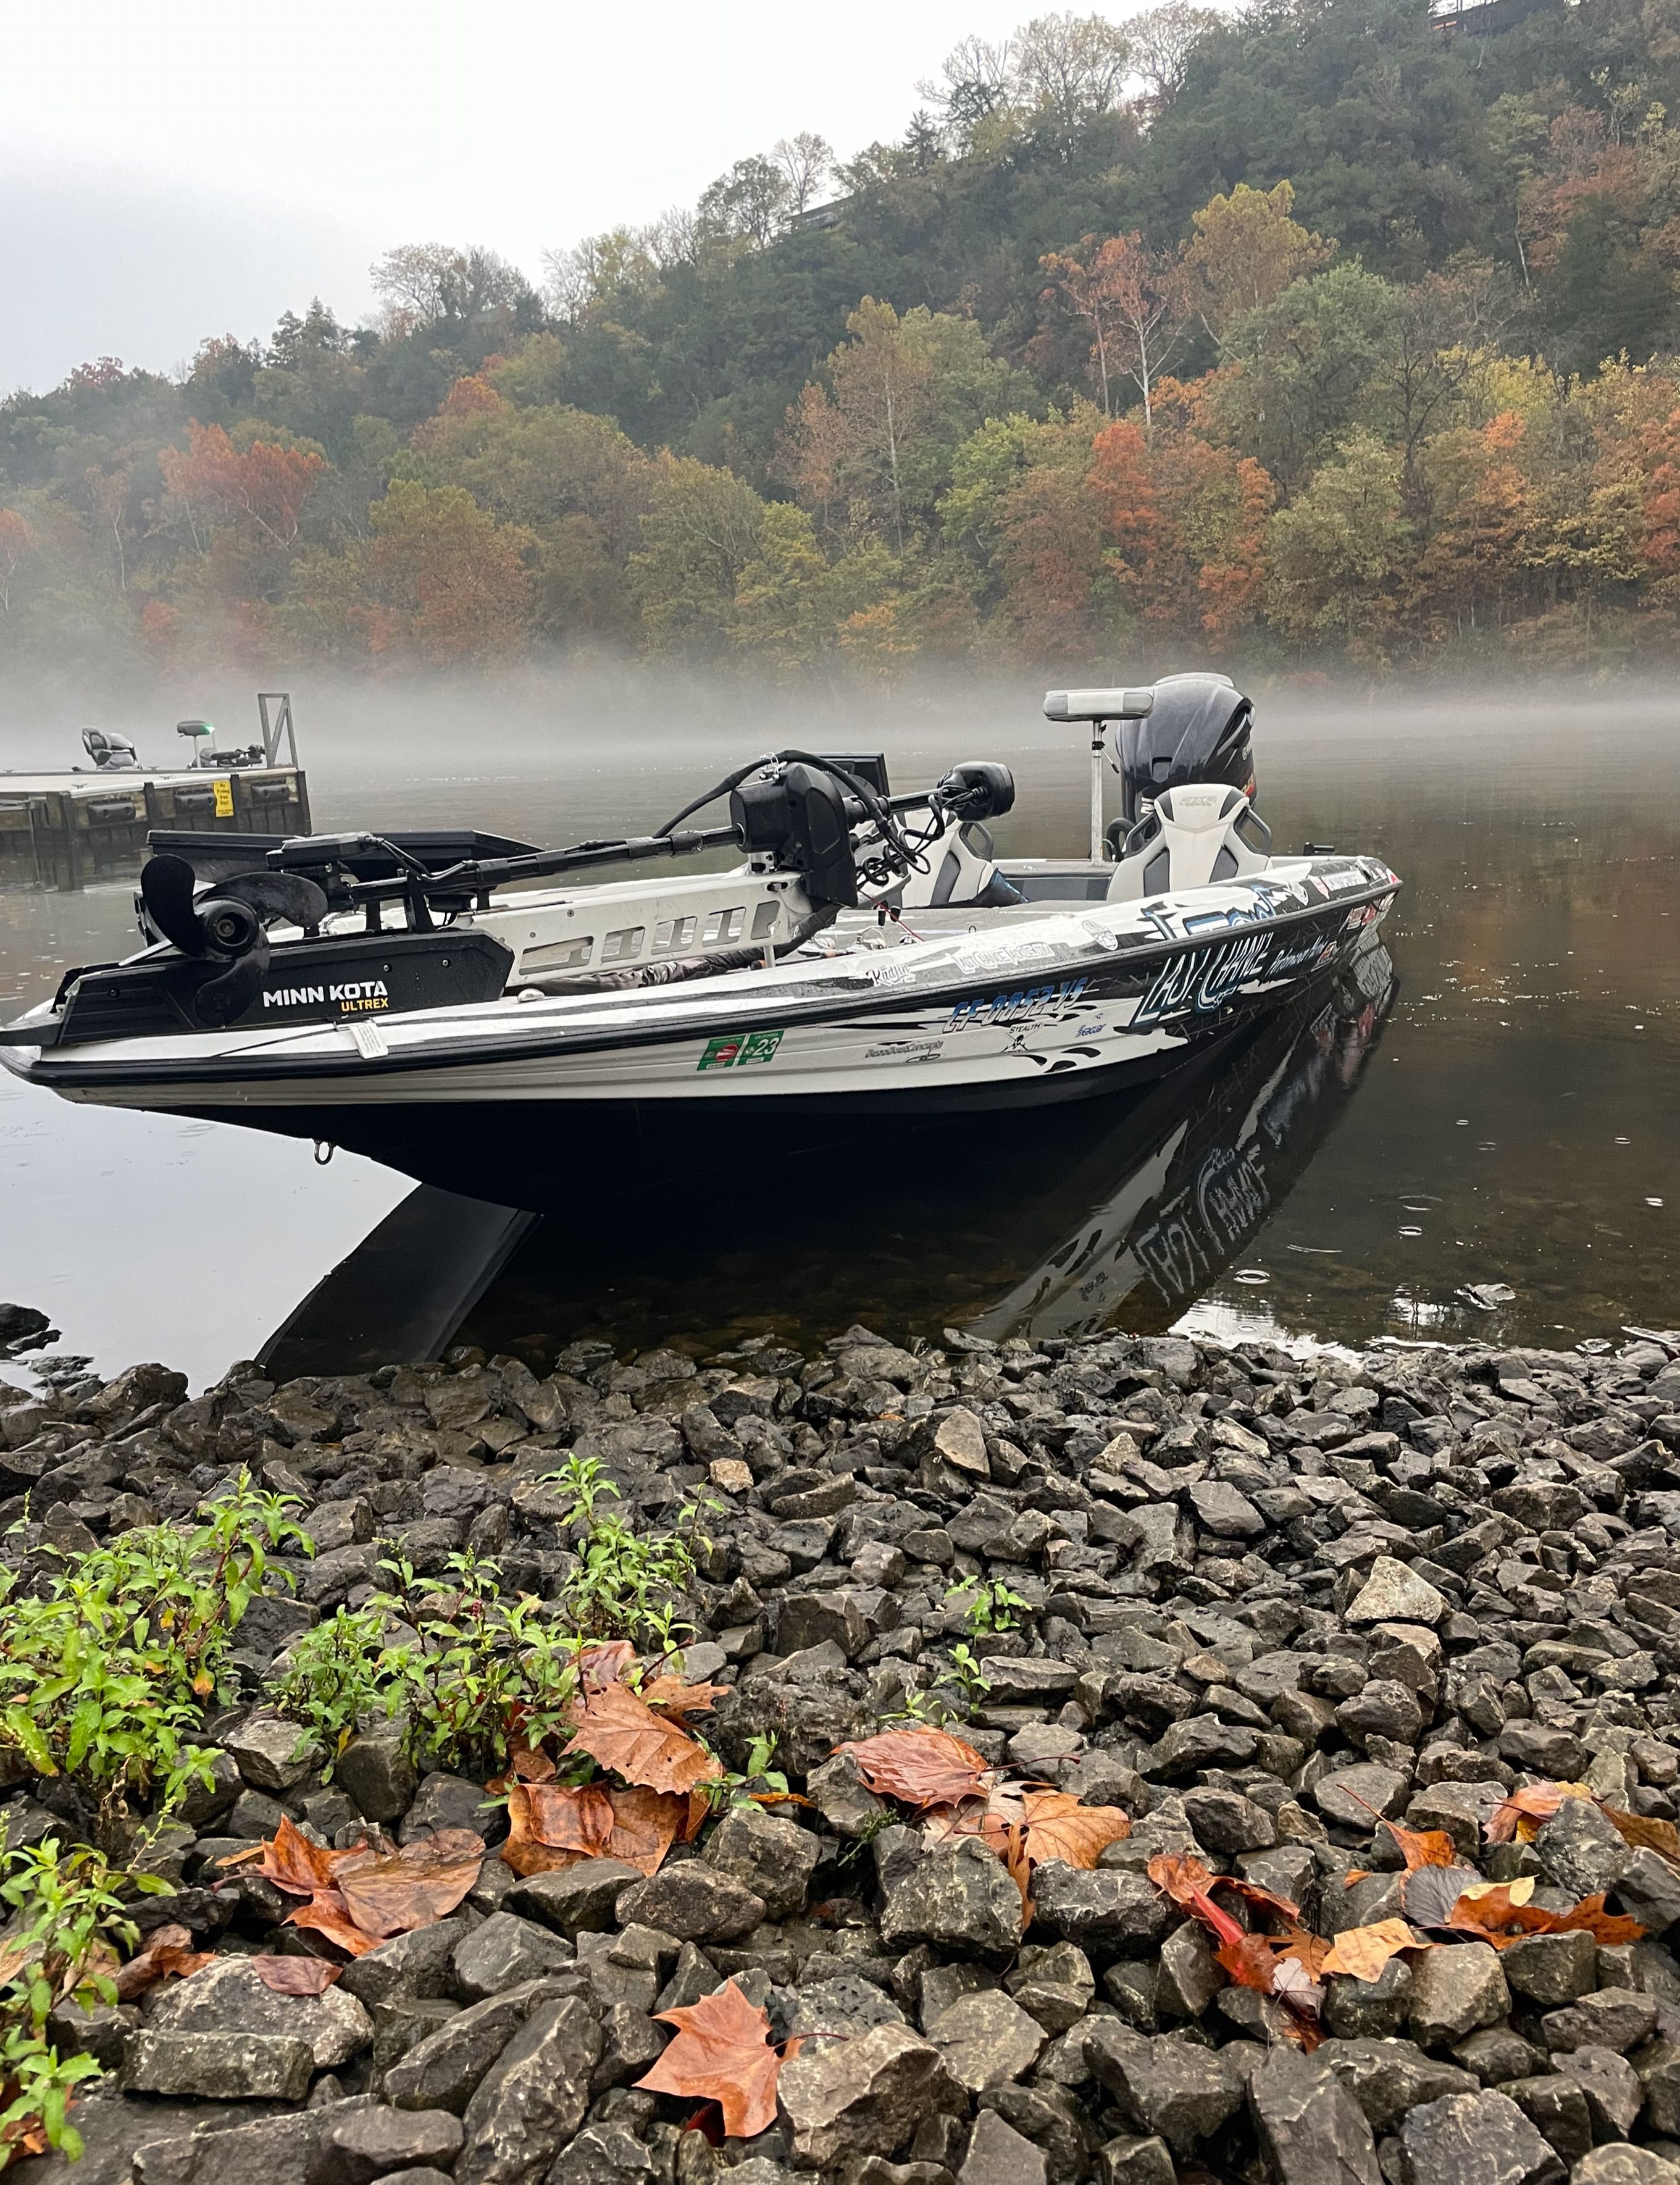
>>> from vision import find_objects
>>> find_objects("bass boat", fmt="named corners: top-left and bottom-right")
top-left (0, 675), bottom-right (1398, 1162)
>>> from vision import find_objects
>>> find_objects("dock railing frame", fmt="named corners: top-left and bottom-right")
top-left (256, 693), bottom-right (298, 770)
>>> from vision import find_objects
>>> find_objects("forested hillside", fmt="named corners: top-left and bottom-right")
top-left (6, 0), bottom-right (1680, 677)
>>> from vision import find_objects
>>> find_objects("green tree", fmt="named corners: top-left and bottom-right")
top-left (629, 456), bottom-right (769, 656)
top-left (1266, 429), bottom-right (1406, 656)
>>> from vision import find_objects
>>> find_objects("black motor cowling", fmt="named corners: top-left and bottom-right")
top-left (1115, 673), bottom-right (1255, 825)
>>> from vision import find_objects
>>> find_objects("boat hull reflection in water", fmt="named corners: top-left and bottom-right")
top-left (266, 936), bottom-right (1395, 1364)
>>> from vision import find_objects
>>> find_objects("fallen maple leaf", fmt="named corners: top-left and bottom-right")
top-left (502, 1782), bottom-right (616, 1876)
top-left (1486, 1782), bottom-right (1593, 1844)
top-left (1013, 1792), bottom-right (1131, 1872)
top-left (1602, 1806), bottom-right (1680, 1867)
top-left (1322, 1919), bottom-right (1425, 1981)
top-left (241, 1814), bottom-right (343, 1898)
top-left (112, 1924), bottom-right (214, 2000)
top-left (837, 1728), bottom-right (995, 1810)
top-left (1448, 1885), bottom-right (1644, 1948)
top-left (577, 1640), bottom-right (639, 1692)
top-left (1345, 1790), bottom-right (1456, 1871)
top-left (333, 1829), bottom-right (486, 1939)
top-left (249, 1955), bottom-right (343, 1994)
top-left (1147, 1853), bottom-right (1246, 1948)
top-left (564, 1682), bottom-right (723, 1797)
top-left (635, 1977), bottom-right (794, 2139)
top-left (602, 1785), bottom-right (689, 1877)
top-left (640, 1675), bottom-right (729, 1722)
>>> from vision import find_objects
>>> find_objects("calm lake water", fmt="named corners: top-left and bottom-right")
top-left (2, 687), bottom-right (1676, 1382)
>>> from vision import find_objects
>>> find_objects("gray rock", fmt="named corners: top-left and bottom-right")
top-left (1534, 1801), bottom-right (1632, 1902)
top-left (1569, 2152), bottom-right (1680, 2185)
top-left (123, 2029), bottom-right (315, 2102)
top-left (1184, 1785), bottom-right (1277, 1852)
top-left (451, 1911), bottom-right (574, 2000)
top-left (1346, 1558), bottom-right (1448, 1626)
top-left (776, 1590), bottom-right (869, 1659)
top-left (338, 1919), bottom-right (467, 2008)
top-left (1148, 1714), bottom-right (1259, 1777)
top-left (924, 1989), bottom-right (1047, 2091)
top-left (1030, 1864), bottom-right (1172, 1953)
top-left (547, 2121), bottom-right (660, 2185)
top-left (702, 1803), bottom-right (819, 1920)
top-left (1541, 1990), bottom-right (1659, 2054)
top-left (1501, 1932), bottom-right (1600, 2005)
top-left (961, 2109), bottom-right (1048, 2185)
top-left (1317, 2039), bottom-right (1480, 2135)
top-left (1500, 2076), bottom-right (1592, 2166)
top-left (453, 1995), bottom-right (602, 2185)
top-left (1086, 2024), bottom-right (1245, 2156)
top-left (309, 2105), bottom-right (464, 2185)
top-left (383, 1978), bottom-right (575, 2113)
top-left (1611, 1848), bottom-right (1680, 1935)
top-left (1249, 2046), bottom-right (1383, 2185)
top-left (1398, 2089), bottom-right (1565, 2185)
top-left (806, 1751), bottom-right (893, 1838)
top-left (400, 1771), bottom-right (500, 1845)
top-left (1323, 1960), bottom-right (1413, 2041)
top-left (507, 1859), bottom-right (643, 1934)
top-left (1157, 1919), bottom-right (1225, 2019)
top-left (1314, 1763), bottom-right (1411, 1827)
top-left (787, 1974), bottom-right (906, 2043)
top-left (335, 1734), bottom-right (419, 1824)
top-left (879, 1839), bottom-right (1026, 1960)
top-left (1187, 1480), bottom-right (1266, 1537)
top-left (1095, 2134), bottom-right (1177, 2185)
top-left (777, 2021), bottom-right (966, 2168)
top-left (222, 1714), bottom-right (320, 1792)
top-left (132, 2100), bottom-right (370, 2185)
top-left (614, 1863), bottom-right (766, 1942)
top-left (145, 1955), bottom-right (373, 2069)
top-left (1553, 2045), bottom-right (1644, 2138)
top-left (1410, 1944), bottom-right (1511, 2047)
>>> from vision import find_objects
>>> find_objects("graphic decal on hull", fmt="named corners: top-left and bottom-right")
top-left (944, 978), bottom-right (1090, 1034)
top-left (698, 1028), bottom-right (785, 1071)
top-left (1133, 933), bottom-right (1272, 1027)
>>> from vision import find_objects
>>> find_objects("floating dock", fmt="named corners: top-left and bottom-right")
top-left (0, 692), bottom-right (310, 880)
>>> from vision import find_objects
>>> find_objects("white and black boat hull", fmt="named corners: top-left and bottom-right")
top-left (4, 859), bottom-right (1400, 1164)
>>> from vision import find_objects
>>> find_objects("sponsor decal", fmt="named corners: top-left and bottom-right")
top-left (943, 977), bottom-right (1089, 1034)
top-left (865, 1039), bottom-right (943, 1062)
top-left (1267, 925), bottom-right (1341, 979)
top-left (698, 1026), bottom-right (785, 1072)
top-left (1133, 933), bottom-right (1271, 1028)
top-left (264, 979), bottom-right (390, 1014)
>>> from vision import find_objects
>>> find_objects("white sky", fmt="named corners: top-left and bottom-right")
top-left (1, 0), bottom-right (1080, 398)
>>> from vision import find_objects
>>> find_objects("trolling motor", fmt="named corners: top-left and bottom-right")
top-left (136, 857), bottom-right (330, 1026)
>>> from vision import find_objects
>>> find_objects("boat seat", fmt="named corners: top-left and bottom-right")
top-left (1106, 784), bottom-right (1272, 902)
top-left (897, 820), bottom-right (1024, 909)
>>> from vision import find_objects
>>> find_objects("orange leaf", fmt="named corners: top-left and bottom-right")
top-left (501, 1780), bottom-right (616, 1877)
top-left (1447, 1885), bottom-right (1644, 1948)
top-left (564, 1683), bottom-right (724, 1796)
top-left (1276, 1928), bottom-right (1333, 1979)
top-left (1148, 1852), bottom-right (1247, 1949)
top-left (288, 1889), bottom-right (378, 1956)
top-left (577, 1640), bottom-right (638, 1692)
top-left (332, 1829), bottom-right (485, 1940)
top-left (604, 1785), bottom-right (687, 1877)
top-left (1344, 1789), bottom-right (1456, 1871)
top-left (636, 1977), bottom-right (787, 2139)
top-left (1602, 1806), bottom-right (1680, 1866)
top-left (113, 1924), bottom-right (214, 2000)
top-left (1015, 1792), bottom-right (1131, 1871)
top-left (640, 1676), bottom-right (729, 1722)
top-left (837, 1728), bottom-right (995, 1811)
top-left (249, 1955), bottom-right (343, 1994)
top-left (1321, 1919), bottom-right (1424, 1981)
top-left (1486, 1782), bottom-right (1592, 1845)
top-left (249, 1814), bottom-right (345, 1898)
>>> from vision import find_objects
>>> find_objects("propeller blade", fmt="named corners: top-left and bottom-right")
top-left (193, 895), bottom-right (265, 962)
top-left (217, 871), bottom-right (329, 931)
top-left (191, 939), bottom-right (270, 1028)
top-left (140, 855), bottom-right (206, 955)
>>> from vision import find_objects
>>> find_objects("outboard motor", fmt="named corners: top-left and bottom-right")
top-left (1113, 672), bottom-right (1255, 828)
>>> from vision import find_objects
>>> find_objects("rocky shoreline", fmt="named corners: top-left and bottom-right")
top-left (7, 1312), bottom-right (1680, 2185)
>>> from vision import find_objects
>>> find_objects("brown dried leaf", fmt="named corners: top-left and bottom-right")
top-left (1447, 1885), bottom-right (1644, 1948)
top-left (636, 1976), bottom-right (788, 2139)
top-left (286, 1890), bottom-right (377, 1956)
top-left (1014, 1792), bottom-right (1130, 1872)
top-left (112, 1924), bottom-right (214, 2000)
top-left (332, 1829), bottom-right (485, 1940)
top-left (1602, 1806), bottom-right (1680, 1866)
top-left (564, 1683), bottom-right (724, 1797)
top-left (249, 1955), bottom-right (343, 1994)
top-left (1148, 1853), bottom-right (1246, 1948)
top-left (604, 1786), bottom-right (687, 1877)
top-left (640, 1676), bottom-right (729, 1722)
top-left (837, 1729), bottom-right (995, 1811)
top-left (1486, 1782), bottom-right (1594, 1845)
top-left (501, 1780), bottom-right (616, 1877)
top-left (248, 1814), bottom-right (345, 1898)
top-left (1321, 1919), bottom-right (1424, 1982)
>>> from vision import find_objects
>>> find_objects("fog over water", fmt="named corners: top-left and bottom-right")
top-left (1, 665), bottom-right (1677, 1379)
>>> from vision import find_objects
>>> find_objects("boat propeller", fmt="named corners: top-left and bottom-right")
top-left (140, 854), bottom-right (330, 1027)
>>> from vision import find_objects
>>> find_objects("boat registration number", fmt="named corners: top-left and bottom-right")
top-left (698, 1028), bottom-right (785, 1071)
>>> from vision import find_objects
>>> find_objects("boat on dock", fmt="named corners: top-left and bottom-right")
top-left (0, 694), bottom-right (309, 873)
top-left (0, 674), bottom-right (1398, 1164)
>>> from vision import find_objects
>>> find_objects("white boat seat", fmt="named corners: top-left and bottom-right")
top-left (896, 820), bottom-right (1023, 909)
top-left (1106, 784), bottom-right (1271, 902)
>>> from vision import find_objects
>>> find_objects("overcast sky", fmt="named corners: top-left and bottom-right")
top-left (1, 0), bottom-right (1079, 398)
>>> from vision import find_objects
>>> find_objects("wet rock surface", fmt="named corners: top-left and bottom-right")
top-left (14, 1320), bottom-right (1680, 2180)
